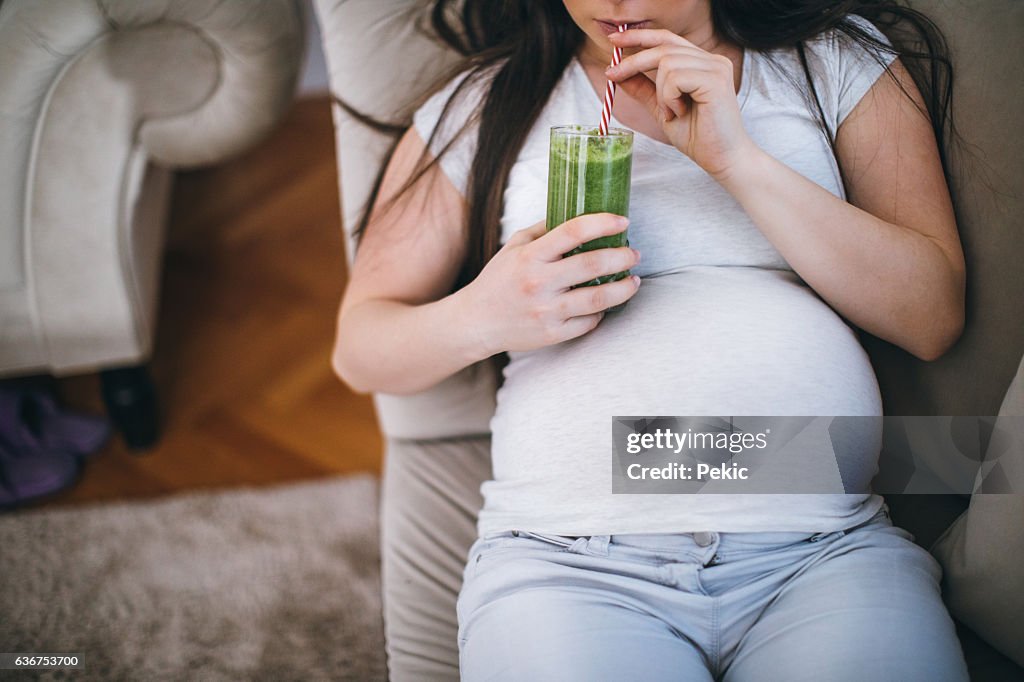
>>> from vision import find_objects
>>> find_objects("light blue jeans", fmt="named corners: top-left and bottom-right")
top-left (456, 505), bottom-right (969, 681)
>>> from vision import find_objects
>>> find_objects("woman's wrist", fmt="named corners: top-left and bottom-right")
top-left (712, 141), bottom-right (773, 195)
top-left (446, 284), bottom-right (501, 364)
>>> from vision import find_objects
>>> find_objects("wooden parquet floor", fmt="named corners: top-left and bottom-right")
top-left (38, 97), bottom-right (382, 507)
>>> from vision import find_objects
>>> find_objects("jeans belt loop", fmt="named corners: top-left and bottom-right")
top-left (583, 535), bottom-right (611, 556)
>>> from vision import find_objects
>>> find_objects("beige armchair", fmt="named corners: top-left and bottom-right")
top-left (0, 0), bottom-right (305, 447)
top-left (317, 1), bottom-right (1023, 679)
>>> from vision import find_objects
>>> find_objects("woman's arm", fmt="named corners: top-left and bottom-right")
top-left (715, 59), bottom-right (965, 361)
top-left (333, 127), bottom-right (641, 395)
top-left (606, 30), bottom-right (966, 362)
top-left (332, 127), bottom-right (486, 396)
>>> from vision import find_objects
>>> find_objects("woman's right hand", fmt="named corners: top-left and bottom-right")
top-left (461, 213), bottom-right (642, 356)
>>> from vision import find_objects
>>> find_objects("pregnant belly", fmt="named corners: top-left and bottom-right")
top-left (489, 266), bottom-right (882, 483)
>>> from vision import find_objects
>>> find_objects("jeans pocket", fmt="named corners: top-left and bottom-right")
top-left (803, 504), bottom-right (892, 546)
top-left (835, 502), bottom-right (894, 538)
top-left (464, 535), bottom-right (500, 584)
top-left (861, 503), bottom-right (895, 533)
top-left (517, 530), bottom-right (580, 550)
top-left (469, 530), bottom-right (580, 579)
top-left (461, 531), bottom-right (581, 633)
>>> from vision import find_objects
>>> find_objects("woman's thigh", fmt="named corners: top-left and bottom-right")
top-left (722, 522), bottom-right (969, 682)
top-left (457, 534), bottom-right (714, 682)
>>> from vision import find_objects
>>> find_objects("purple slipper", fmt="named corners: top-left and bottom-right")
top-left (0, 443), bottom-right (81, 510)
top-left (0, 385), bottom-right (112, 460)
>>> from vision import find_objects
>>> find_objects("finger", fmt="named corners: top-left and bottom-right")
top-left (615, 72), bottom-right (661, 121)
top-left (608, 28), bottom-right (698, 51)
top-left (606, 45), bottom-right (715, 82)
top-left (534, 213), bottom-right (629, 262)
top-left (614, 54), bottom-right (714, 123)
top-left (551, 246), bottom-right (639, 291)
top-left (560, 275), bottom-right (641, 318)
top-left (506, 219), bottom-right (549, 247)
top-left (655, 57), bottom-right (712, 119)
top-left (660, 67), bottom-right (721, 108)
top-left (656, 55), bottom-right (720, 118)
top-left (557, 310), bottom-right (605, 342)
top-left (654, 60), bottom-right (690, 120)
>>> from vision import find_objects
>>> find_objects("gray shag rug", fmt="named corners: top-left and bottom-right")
top-left (0, 474), bottom-right (386, 681)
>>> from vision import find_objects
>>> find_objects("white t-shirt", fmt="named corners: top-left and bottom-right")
top-left (412, 15), bottom-right (899, 536)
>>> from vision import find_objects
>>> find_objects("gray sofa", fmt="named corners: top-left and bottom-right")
top-left (315, 1), bottom-right (1024, 679)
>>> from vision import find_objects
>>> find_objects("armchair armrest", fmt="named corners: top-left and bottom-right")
top-left (0, 0), bottom-right (305, 374)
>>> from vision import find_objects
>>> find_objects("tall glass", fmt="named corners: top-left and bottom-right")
top-left (546, 125), bottom-right (634, 311)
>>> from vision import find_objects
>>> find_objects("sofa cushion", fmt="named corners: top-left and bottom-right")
top-left (860, 0), bottom-right (1024, 417)
top-left (315, 0), bottom-right (501, 439)
top-left (930, 353), bottom-right (1024, 667)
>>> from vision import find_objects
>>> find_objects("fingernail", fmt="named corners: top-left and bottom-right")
top-left (605, 65), bottom-right (617, 74)
top-left (617, 216), bottom-right (629, 227)
top-left (632, 275), bottom-right (642, 287)
top-left (631, 248), bottom-right (641, 262)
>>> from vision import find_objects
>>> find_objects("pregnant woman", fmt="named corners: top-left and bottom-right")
top-left (333, 1), bottom-right (969, 679)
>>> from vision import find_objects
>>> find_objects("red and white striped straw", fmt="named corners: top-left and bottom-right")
top-left (598, 23), bottom-right (628, 136)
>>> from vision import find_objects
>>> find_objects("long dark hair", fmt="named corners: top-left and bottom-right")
top-left (336, 0), bottom-right (962, 375)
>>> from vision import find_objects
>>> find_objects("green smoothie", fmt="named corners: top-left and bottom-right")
top-left (546, 125), bottom-right (634, 293)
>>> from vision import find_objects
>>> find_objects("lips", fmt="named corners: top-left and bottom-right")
top-left (595, 19), bottom-right (650, 35)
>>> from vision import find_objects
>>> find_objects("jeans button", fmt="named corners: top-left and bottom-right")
top-left (693, 531), bottom-right (714, 547)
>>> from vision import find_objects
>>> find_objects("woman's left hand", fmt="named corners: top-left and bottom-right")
top-left (606, 29), bottom-right (757, 182)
